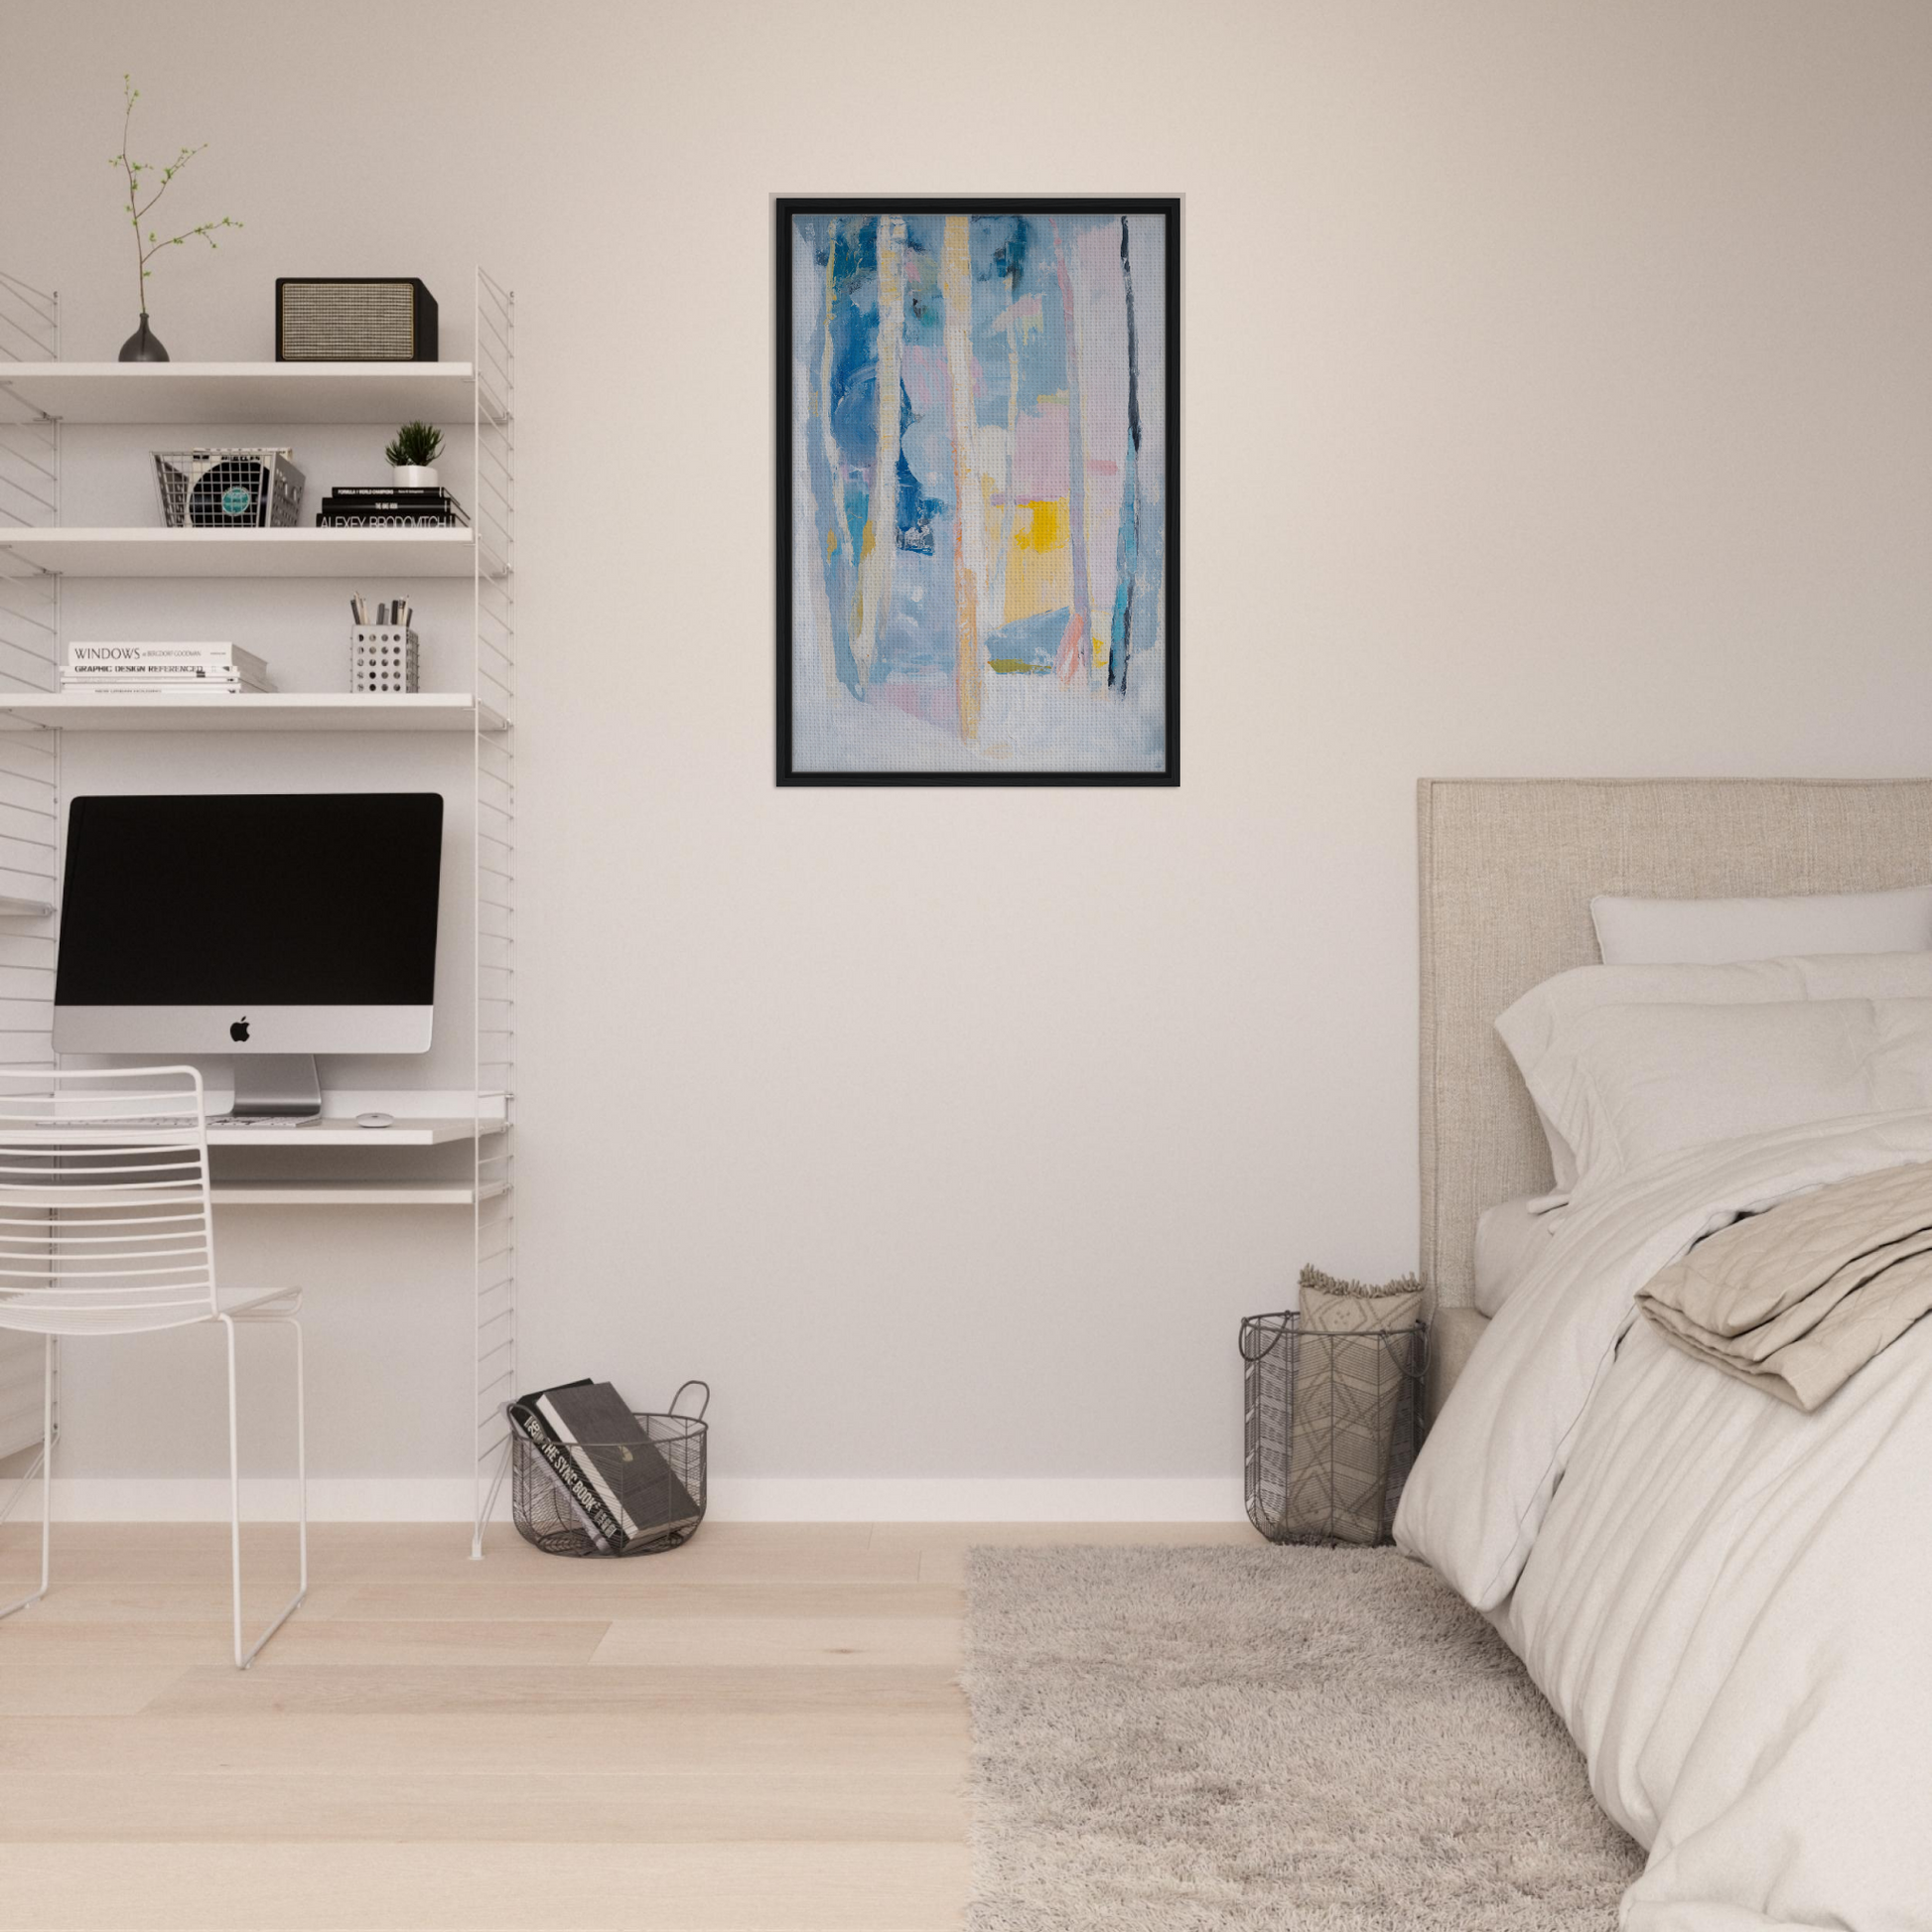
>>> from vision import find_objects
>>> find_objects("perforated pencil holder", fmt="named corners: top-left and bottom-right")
top-left (350, 625), bottom-right (420, 693)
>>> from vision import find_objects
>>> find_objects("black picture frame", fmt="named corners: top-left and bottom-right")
top-left (775, 197), bottom-right (1180, 787)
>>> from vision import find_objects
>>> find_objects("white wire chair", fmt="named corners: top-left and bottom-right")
top-left (0, 1065), bottom-right (306, 1668)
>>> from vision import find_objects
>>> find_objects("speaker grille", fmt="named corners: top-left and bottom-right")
top-left (279, 282), bottom-right (418, 360)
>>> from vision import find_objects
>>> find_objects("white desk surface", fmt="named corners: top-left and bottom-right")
top-left (207, 1116), bottom-right (491, 1148)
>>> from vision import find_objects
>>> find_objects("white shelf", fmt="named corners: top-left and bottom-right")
top-left (210, 1179), bottom-right (505, 1207)
top-left (205, 1116), bottom-right (482, 1148)
top-left (0, 692), bottom-right (504, 733)
top-left (0, 526), bottom-right (482, 579)
top-left (0, 361), bottom-right (482, 426)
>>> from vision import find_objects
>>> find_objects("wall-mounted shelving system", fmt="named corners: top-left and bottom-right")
top-left (0, 268), bottom-right (518, 1552)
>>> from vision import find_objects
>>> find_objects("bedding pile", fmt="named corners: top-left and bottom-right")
top-left (1638, 1158), bottom-right (1932, 1409)
top-left (1397, 1111), bottom-right (1932, 1930)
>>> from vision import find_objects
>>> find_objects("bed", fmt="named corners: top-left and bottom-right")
top-left (1399, 777), bottom-right (1932, 1931)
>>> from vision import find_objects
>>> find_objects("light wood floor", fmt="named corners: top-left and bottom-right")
top-left (0, 1519), bottom-right (1253, 1931)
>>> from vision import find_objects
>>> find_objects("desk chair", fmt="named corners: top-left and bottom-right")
top-left (0, 1065), bottom-right (305, 1668)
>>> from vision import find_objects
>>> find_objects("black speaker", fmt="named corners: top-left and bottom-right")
top-left (275, 278), bottom-right (439, 361)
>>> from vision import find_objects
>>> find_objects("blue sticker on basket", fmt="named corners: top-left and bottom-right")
top-left (220, 485), bottom-right (252, 516)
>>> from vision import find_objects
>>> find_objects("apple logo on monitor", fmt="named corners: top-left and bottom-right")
top-left (230, 1017), bottom-right (250, 1042)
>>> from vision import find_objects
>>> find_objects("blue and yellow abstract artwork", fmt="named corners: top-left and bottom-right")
top-left (777, 200), bottom-right (1178, 784)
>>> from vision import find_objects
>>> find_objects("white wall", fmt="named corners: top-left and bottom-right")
top-left (6, 0), bottom-right (1931, 1515)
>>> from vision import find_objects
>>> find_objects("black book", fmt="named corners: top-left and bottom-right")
top-left (535, 1381), bottom-right (702, 1552)
top-left (317, 510), bottom-right (469, 528)
top-left (320, 490), bottom-right (467, 508)
top-left (507, 1381), bottom-right (620, 1550)
top-left (327, 484), bottom-right (462, 500)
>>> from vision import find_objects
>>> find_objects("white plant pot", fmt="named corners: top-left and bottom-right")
top-left (392, 465), bottom-right (439, 488)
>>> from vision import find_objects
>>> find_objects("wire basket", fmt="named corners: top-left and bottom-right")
top-left (1241, 1311), bottom-right (1425, 1547)
top-left (153, 448), bottom-right (306, 528)
top-left (510, 1381), bottom-right (708, 1558)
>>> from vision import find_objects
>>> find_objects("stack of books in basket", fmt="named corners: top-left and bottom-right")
top-left (65, 642), bottom-right (274, 695)
top-left (508, 1379), bottom-right (704, 1554)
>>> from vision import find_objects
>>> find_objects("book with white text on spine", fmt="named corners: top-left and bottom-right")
top-left (65, 665), bottom-right (269, 679)
top-left (64, 667), bottom-right (270, 682)
top-left (69, 641), bottom-right (270, 683)
top-left (506, 1383), bottom-right (618, 1551)
top-left (62, 677), bottom-right (271, 694)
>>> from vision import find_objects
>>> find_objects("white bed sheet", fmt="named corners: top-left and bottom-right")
top-left (1398, 1112), bottom-right (1932, 1930)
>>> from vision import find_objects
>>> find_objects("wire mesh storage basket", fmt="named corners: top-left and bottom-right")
top-left (1241, 1311), bottom-right (1425, 1547)
top-left (510, 1382), bottom-right (708, 1558)
top-left (153, 448), bottom-right (306, 528)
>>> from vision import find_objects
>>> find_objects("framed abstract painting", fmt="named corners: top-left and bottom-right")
top-left (776, 198), bottom-right (1179, 785)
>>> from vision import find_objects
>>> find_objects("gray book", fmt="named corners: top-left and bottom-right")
top-left (506, 1390), bottom-right (613, 1552)
top-left (534, 1380), bottom-right (701, 1552)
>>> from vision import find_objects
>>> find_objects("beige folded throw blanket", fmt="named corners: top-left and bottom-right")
top-left (1638, 1159), bottom-right (1932, 1410)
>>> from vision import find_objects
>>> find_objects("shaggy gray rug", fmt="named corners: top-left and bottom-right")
top-left (962, 1545), bottom-right (1643, 1930)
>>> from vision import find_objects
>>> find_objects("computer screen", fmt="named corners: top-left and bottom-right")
top-left (54, 792), bottom-right (444, 1055)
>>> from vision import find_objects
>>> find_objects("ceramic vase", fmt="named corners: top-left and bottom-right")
top-left (117, 314), bottom-right (169, 362)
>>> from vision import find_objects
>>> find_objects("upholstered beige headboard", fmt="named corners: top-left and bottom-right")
top-left (1419, 777), bottom-right (1932, 1311)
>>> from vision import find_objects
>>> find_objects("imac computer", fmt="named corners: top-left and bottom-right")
top-left (53, 792), bottom-right (445, 1120)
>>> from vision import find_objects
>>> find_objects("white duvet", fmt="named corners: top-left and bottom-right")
top-left (1396, 1111), bottom-right (1932, 1931)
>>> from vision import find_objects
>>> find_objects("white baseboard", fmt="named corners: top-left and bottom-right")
top-left (13, 1475), bottom-right (1247, 1525)
top-left (707, 1478), bottom-right (1247, 1522)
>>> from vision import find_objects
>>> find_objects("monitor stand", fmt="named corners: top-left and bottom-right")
top-left (228, 1054), bottom-right (323, 1122)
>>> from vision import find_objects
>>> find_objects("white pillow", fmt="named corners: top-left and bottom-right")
top-left (1515, 997), bottom-right (1932, 1203)
top-left (1496, 952), bottom-right (1932, 1195)
top-left (1590, 885), bottom-right (1932, 966)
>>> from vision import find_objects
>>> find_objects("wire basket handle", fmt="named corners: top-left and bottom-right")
top-left (1239, 1311), bottom-right (1295, 1364)
top-left (1240, 1312), bottom-right (1427, 1372)
top-left (669, 1379), bottom-right (710, 1422)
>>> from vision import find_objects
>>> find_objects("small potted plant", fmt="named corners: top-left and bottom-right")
top-left (384, 421), bottom-right (444, 488)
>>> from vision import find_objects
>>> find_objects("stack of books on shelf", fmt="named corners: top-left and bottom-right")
top-left (64, 642), bottom-right (274, 695)
top-left (316, 485), bottom-right (469, 529)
